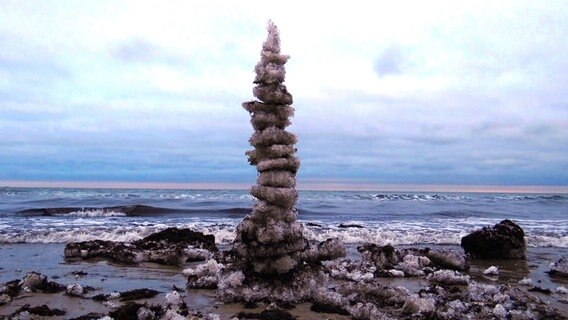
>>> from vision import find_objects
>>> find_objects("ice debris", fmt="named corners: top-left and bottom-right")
top-left (66, 283), bottom-right (85, 296)
top-left (556, 286), bottom-right (568, 294)
top-left (483, 265), bottom-right (499, 276)
top-left (165, 290), bottom-right (184, 308)
top-left (427, 270), bottom-right (470, 285)
top-left (185, 259), bottom-right (223, 289)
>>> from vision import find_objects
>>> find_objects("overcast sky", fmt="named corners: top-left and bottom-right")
top-left (1, 1), bottom-right (567, 189)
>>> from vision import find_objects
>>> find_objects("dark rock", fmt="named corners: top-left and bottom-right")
top-left (310, 301), bottom-right (350, 315)
top-left (1, 279), bottom-right (21, 297)
top-left (528, 286), bottom-right (552, 294)
top-left (15, 304), bottom-right (66, 316)
top-left (244, 301), bottom-right (259, 309)
top-left (172, 284), bottom-right (184, 292)
top-left (119, 288), bottom-right (160, 301)
top-left (461, 219), bottom-right (526, 259)
top-left (135, 227), bottom-right (216, 252)
top-left (19, 271), bottom-right (66, 293)
top-left (64, 240), bottom-right (141, 264)
top-left (68, 312), bottom-right (106, 320)
top-left (424, 248), bottom-right (469, 271)
top-left (234, 309), bottom-right (296, 320)
top-left (358, 244), bottom-right (399, 269)
top-left (92, 293), bottom-right (110, 301)
top-left (0, 294), bottom-right (11, 306)
top-left (109, 302), bottom-right (144, 320)
top-left (549, 257), bottom-right (568, 278)
top-left (306, 222), bottom-right (322, 227)
top-left (338, 223), bottom-right (364, 229)
top-left (64, 227), bottom-right (217, 266)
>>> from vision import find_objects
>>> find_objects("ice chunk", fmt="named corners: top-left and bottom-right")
top-left (185, 259), bottom-right (223, 289)
top-left (347, 302), bottom-right (391, 320)
top-left (388, 269), bottom-right (405, 277)
top-left (493, 303), bottom-right (508, 318)
top-left (556, 286), bottom-right (568, 294)
top-left (395, 254), bottom-right (430, 276)
top-left (483, 266), bottom-right (499, 276)
top-left (161, 309), bottom-right (186, 320)
top-left (468, 282), bottom-right (499, 302)
top-left (137, 307), bottom-right (155, 320)
top-left (66, 283), bottom-right (84, 296)
top-left (427, 270), bottom-right (470, 285)
top-left (165, 290), bottom-right (184, 307)
top-left (402, 296), bottom-right (436, 314)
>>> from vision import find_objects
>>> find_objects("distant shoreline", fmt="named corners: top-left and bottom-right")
top-left (1, 180), bottom-right (567, 194)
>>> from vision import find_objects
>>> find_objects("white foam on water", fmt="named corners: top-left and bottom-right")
top-left (302, 227), bottom-right (466, 246)
top-left (526, 235), bottom-right (568, 248)
top-left (62, 209), bottom-right (127, 217)
top-left (1, 217), bottom-right (567, 248)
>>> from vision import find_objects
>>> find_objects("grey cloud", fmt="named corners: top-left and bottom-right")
top-left (112, 38), bottom-right (182, 65)
top-left (374, 45), bottom-right (403, 77)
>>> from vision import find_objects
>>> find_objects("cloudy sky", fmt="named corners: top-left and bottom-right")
top-left (1, 1), bottom-right (567, 190)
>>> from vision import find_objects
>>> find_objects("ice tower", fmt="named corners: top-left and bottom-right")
top-left (218, 21), bottom-right (345, 304)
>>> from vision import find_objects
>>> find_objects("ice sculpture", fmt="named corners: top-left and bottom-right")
top-left (218, 21), bottom-right (345, 304)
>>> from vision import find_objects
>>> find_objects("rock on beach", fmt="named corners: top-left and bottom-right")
top-left (461, 219), bottom-right (526, 259)
top-left (64, 227), bottom-right (217, 266)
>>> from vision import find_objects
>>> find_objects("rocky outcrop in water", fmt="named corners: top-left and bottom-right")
top-left (549, 257), bottom-right (568, 278)
top-left (461, 219), bottom-right (526, 259)
top-left (64, 227), bottom-right (216, 265)
top-left (216, 21), bottom-right (345, 304)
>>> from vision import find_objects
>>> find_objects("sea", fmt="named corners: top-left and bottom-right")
top-left (2, 187), bottom-right (568, 317)
top-left (0, 187), bottom-right (566, 248)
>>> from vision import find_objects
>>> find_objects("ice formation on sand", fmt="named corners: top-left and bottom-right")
top-left (218, 21), bottom-right (345, 304)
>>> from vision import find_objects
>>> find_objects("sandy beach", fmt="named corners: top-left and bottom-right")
top-left (2, 243), bottom-right (567, 319)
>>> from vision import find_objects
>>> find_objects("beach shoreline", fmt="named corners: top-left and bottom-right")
top-left (2, 243), bottom-right (567, 319)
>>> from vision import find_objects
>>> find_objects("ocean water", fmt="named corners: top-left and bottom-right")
top-left (0, 187), bottom-right (566, 247)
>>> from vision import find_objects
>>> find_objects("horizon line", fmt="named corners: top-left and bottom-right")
top-left (1, 180), bottom-right (567, 194)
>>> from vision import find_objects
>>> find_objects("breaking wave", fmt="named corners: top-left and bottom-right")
top-left (16, 205), bottom-right (251, 218)
top-left (1, 219), bottom-right (566, 248)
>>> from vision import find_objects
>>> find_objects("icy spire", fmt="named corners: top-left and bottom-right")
top-left (217, 21), bottom-right (345, 304)
top-left (235, 20), bottom-right (303, 274)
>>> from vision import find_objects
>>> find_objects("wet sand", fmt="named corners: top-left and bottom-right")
top-left (1, 243), bottom-right (567, 319)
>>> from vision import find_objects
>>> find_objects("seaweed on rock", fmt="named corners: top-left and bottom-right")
top-left (217, 21), bottom-right (345, 304)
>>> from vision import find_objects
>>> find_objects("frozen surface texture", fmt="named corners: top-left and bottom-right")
top-left (219, 21), bottom-right (345, 303)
